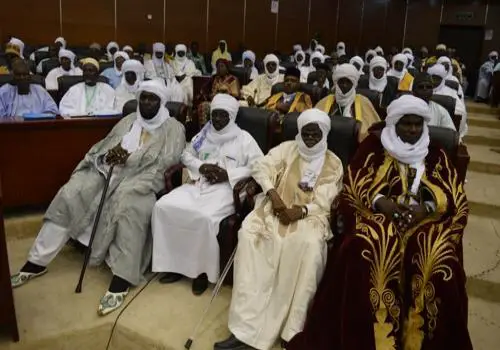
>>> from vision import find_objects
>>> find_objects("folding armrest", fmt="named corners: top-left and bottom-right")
top-left (163, 163), bottom-right (185, 194)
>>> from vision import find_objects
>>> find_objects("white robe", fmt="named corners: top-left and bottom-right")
top-left (435, 85), bottom-right (468, 138)
top-left (114, 84), bottom-right (136, 112)
top-left (171, 59), bottom-right (201, 106)
top-left (45, 67), bottom-right (83, 90)
top-left (151, 130), bottom-right (263, 283)
top-left (144, 59), bottom-right (189, 105)
top-left (59, 82), bottom-right (116, 117)
top-left (228, 141), bottom-right (343, 350)
top-left (476, 61), bottom-right (494, 99)
top-left (428, 101), bottom-right (456, 131)
top-left (241, 74), bottom-right (285, 105)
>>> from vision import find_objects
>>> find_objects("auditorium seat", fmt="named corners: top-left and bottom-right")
top-left (229, 66), bottom-right (252, 87)
top-left (99, 61), bottom-right (114, 73)
top-left (42, 58), bottom-right (60, 76)
top-left (431, 94), bottom-right (461, 131)
top-left (57, 75), bottom-right (109, 102)
top-left (271, 82), bottom-right (325, 105)
top-left (34, 51), bottom-right (51, 66)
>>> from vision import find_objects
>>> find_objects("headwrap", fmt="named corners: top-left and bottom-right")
top-left (437, 56), bottom-right (453, 79)
top-left (316, 44), bottom-right (326, 55)
top-left (153, 42), bottom-right (166, 66)
top-left (175, 44), bottom-right (188, 63)
top-left (90, 42), bottom-right (101, 50)
top-left (7, 37), bottom-right (24, 58)
top-left (349, 56), bottom-right (365, 74)
top-left (106, 41), bottom-right (119, 60)
top-left (336, 42), bottom-right (346, 57)
top-left (121, 59), bottom-right (145, 93)
top-left (333, 63), bottom-right (359, 113)
top-left (294, 50), bottom-right (306, 67)
top-left (242, 50), bottom-right (256, 65)
top-left (405, 53), bottom-right (415, 68)
top-left (309, 39), bottom-right (318, 52)
top-left (421, 46), bottom-right (428, 54)
top-left (427, 63), bottom-right (447, 93)
top-left (80, 57), bottom-right (100, 70)
top-left (411, 72), bottom-right (432, 92)
top-left (402, 47), bottom-right (413, 55)
top-left (123, 45), bottom-right (133, 53)
top-left (55, 37), bottom-right (67, 49)
top-left (369, 56), bottom-right (388, 93)
top-left (121, 80), bottom-right (171, 153)
top-left (264, 54), bottom-right (281, 84)
top-left (296, 108), bottom-right (332, 188)
top-left (375, 46), bottom-right (384, 56)
top-left (113, 51), bottom-right (130, 75)
top-left (212, 40), bottom-right (232, 64)
top-left (58, 49), bottom-right (76, 72)
top-left (436, 44), bottom-right (447, 51)
top-left (381, 95), bottom-right (431, 165)
top-left (387, 53), bottom-right (408, 79)
top-left (309, 51), bottom-right (325, 68)
top-left (293, 44), bottom-right (303, 52)
top-left (489, 51), bottom-right (498, 61)
top-left (365, 49), bottom-right (377, 64)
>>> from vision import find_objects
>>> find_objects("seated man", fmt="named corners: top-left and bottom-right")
top-left (437, 56), bottom-right (465, 101)
top-left (265, 67), bottom-right (312, 117)
top-left (305, 51), bottom-right (326, 85)
top-left (122, 45), bottom-right (134, 58)
top-left (349, 55), bottom-right (365, 75)
top-left (59, 58), bottom-right (116, 117)
top-left (288, 95), bottom-right (471, 350)
top-left (1, 37), bottom-right (25, 74)
top-left (187, 41), bottom-right (208, 75)
top-left (387, 53), bottom-right (414, 91)
top-left (11, 80), bottom-right (186, 316)
top-left (214, 108), bottom-right (343, 350)
top-left (45, 49), bottom-right (83, 90)
top-left (236, 50), bottom-right (258, 81)
top-left (152, 94), bottom-right (263, 295)
top-left (309, 63), bottom-right (331, 92)
top-left (316, 63), bottom-right (380, 140)
top-left (242, 54), bottom-right (284, 107)
top-left (171, 44), bottom-right (201, 106)
top-left (412, 72), bottom-right (456, 130)
top-left (114, 59), bottom-right (145, 112)
top-left (365, 56), bottom-right (398, 114)
top-left (105, 41), bottom-right (119, 62)
top-left (144, 42), bottom-right (175, 81)
top-left (101, 51), bottom-right (130, 89)
top-left (0, 59), bottom-right (58, 118)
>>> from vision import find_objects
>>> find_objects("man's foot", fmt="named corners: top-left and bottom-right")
top-left (11, 261), bottom-right (47, 288)
top-left (97, 289), bottom-right (129, 316)
top-left (214, 334), bottom-right (253, 349)
top-left (159, 272), bottom-right (183, 284)
top-left (192, 273), bottom-right (208, 296)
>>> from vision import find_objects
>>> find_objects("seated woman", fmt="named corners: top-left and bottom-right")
top-left (316, 63), bottom-right (380, 140)
top-left (197, 59), bottom-right (240, 126)
top-left (288, 94), bottom-right (471, 350)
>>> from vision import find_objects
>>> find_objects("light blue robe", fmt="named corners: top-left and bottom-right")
top-left (475, 61), bottom-right (495, 99)
top-left (0, 83), bottom-right (58, 118)
top-left (101, 67), bottom-right (122, 89)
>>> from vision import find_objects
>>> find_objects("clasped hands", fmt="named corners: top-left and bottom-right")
top-left (268, 189), bottom-right (304, 225)
top-left (375, 197), bottom-right (427, 231)
top-left (105, 144), bottom-right (130, 166)
top-left (199, 163), bottom-right (229, 185)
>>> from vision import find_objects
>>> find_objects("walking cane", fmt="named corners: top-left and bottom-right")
top-left (75, 165), bottom-right (115, 294)
top-left (184, 247), bottom-right (237, 349)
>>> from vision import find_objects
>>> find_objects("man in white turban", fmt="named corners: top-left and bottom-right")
top-left (336, 41), bottom-right (346, 57)
top-left (236, 50), bottom-right (259, 81)
top-left (349, 56), bottom-right (365, 75)
top-left (475, 51), bottom-right (498, 102)
top-left (428, 63), bottom-right (468, 138)
top-left (437, 56), bottom-right (464, 100)
top-left (242, 53), bottom-right (284, 106)
top-left (375, 45), bottom-right (384, 57)
top-left (122, 45), bottom-right (134, 58)
top-left (11, 79), bottom-right (186, 316)
top-left (101, 51), bottom-right (130, 88)
top-left (316, 44), bottom-right (326, 55)
top-left (106, 41), bottom-right (119, 61)
top-left (45, 49), bottom-right (83, 90)
top-left (171, 43), bottom-right (201, 106)
top-left (59, 58), bottom-right (116, 117)
top-left (114, 59), bottom-right (146, 111)
top-left (288, 93), bottom-right (471, 350)
top-left (387, 53), bottom-right (414, 91)
top-left (152, 93), bottom-right (263, 295)
top-left (215, 108), bottom-right (343, 350)
top-left (316, 63), bottom-right (380, 140)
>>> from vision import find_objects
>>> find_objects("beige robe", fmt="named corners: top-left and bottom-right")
top-left (228, 141), bottom-right (343, 350)
top-left (241, 74), bottom-right (285, 105)
top-left (315, 94), bottom-right (380, 141)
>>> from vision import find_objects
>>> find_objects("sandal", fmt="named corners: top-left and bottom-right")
top-left (11, 269), bottom-right (48, 288)
top-left (97, 289), bottom-right (129, 316)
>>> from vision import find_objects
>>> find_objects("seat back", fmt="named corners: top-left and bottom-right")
top-left (34, 51), bottom-right (51, 65)
top-left (229, 66), bottom-right (251, 87)
top-left (431, 93), bottom-right (457, 124)
top-left (271, 82), bottom-right (324, 105)
top-left (122, 99), bottom-right (188, 124)
top-left (0, 74), bottom-right (44, 88)
top-left (42, 58), bottom-right (60, 76)
top-left (357, 74), bottom-right (369, 89)
top-left (235, 107), bottom-right (275, 153)
top-left (445, 79), bottom-right (459, 92)
top-left (428, 125), bottom-right (459, 156)
top-left (99, 61), bottom-right (114, 73)
top-left (356, 88), bottom-right (380, 108)
top-left (122, 99), bottom-right (137, 117)
top-left (282, 112), bottom-right (360, 168)
top-left (57, 75), bottom-right (109, 100)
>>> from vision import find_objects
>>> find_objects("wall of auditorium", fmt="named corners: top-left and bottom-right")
top-left (1, 0), bottom-right (499, 58)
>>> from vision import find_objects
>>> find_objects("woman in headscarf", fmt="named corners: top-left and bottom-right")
top-left (316, 63), bottom-right (380, 140)
top-left (241, 53), bottom-right (284, 107)
top-left (101, 51), bottom-right (130, 88)
top-left (211, 40), bottom-right (232, 72)
top-left (105, 42), bottom-right (119, 62)
top-left (288, 94), bottom-right (471, 350)
top-left (236, 50), bottom-right (258, 81)
top-left (114, 59), bottom-right (146, 112)
top-left (475, 51), bottom-right (498, 102)
top-left (171, 44), bottom-right (201, 106)
top-left (387, 53), bottom-right (414, 91)
top-left (349, 56), bottom-right (365, 75)
top-left (45, 49), bottom-right (83, 90)
top-left (197, 59), bottom-right (240, 125)
top-left (152, 93), bottom-right (263, 295)
top-left (215, 108), bottom-right (343, 350)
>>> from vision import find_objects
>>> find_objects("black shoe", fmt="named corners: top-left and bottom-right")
top-left (159, 272), bottom-right (183, 284)
top-left (214, 334), bottom-right (252, 349)
top-left (192, 273), bottom-right (208, 296)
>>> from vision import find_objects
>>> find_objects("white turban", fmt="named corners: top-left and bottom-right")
top-left (175, 44), bottom-right (187, 53)
top-left (203, 93), bottom-right (242, 145)
top-left (392, 53), bottom-right (408, 67)
top-left (113, 51), bottom-right (130, 75)
top-left (427, 63), bottom-right (447, 92)
top-left (264, 54), bottom-right (280, 82)
top-left (310, 51), bottom-right (325, 67)
top-left (293, 44), bottom-right (303, 52)
top-left (121, 80), bottom-right (170, 153)
top-left (58, 49), bottom-right (76, 71)
top-left (106, 41), bottom-right (119, 60)
top-left (316, 44), bottom-right (326, 54)
top-left (89, 42), bottom-right (101, 50)
top-left (121, 59), bottom-right (145, 91)
top-left (296, 108), bottom-right (332, 188)
top-left (365, 49), bottom-right (377, 64)
top-left (295, 50), bottom-right (305, 67)
top-left (174, 44), bottom-right (188, 64)
top-left (388, 54), bottom-right (408, 79)
top-left (437, 56), bottom-right (453, 79)
top-left (369, 56), bottom-right (388, 93)
top-left (123, 45), bottom-right (133, 52)
top-left (242, 50), bottom-right (256, 64)
top-left (349, 56), bottom-right (365, 74)
top-left (375, 46), bottom-right (384, 56)
top-left (336, 41), bottom-right (346, 56)
top-left (381, 95), bottom-right (431, 165)
top-left (55, 37), bottom-right (67, 49)
top-left (333, 63), bottom-right (359, 113)
top-left (489, 51), bottom-right (499, 58)
top-left (153, 42), bottom-right (166, 54)
top-left (405, 53), bottom-right (415, 68)
top-left (436, 43), bottom-right (447, 51)
top-left (8, 37), bottom-right (25, 58)
top-left (402, 47), bottom-right (413, 55)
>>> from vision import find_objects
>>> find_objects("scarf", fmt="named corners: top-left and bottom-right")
top-left (58, 49), bottom-right (77, 75)
top-left (437, 56), bottom-right (454, 80)
top-left (349, 56), bottom-right (365, 74)
top-left (336, 42), bottom-right (346, 57)
top-left (295, 108), bottom-right (332, 188)
top-left (427, 63), bottom-right (447, 93)
top-left (369, 56), bottom-right (388, 92)
top-left (295, 50), bottom-right (306, 68)
top-left (333, 63), bottom-right (359, 116)
top-left (264, 54), bottom-right (281, 85)
top-left (381, 95), bottom-right (431, 166)
top-left (113, 51), bottom-right (130, 76)
top-left (152, 42), bottom-right (166, 67)
top-left (387, 53), bottom-right (408, 80)
top-left (120, 59), bottom-right (145, 93)
top-left (365, 49), bottom-right (377, 64)
top-left (106, 41), bottom-right (119, 61)
top-left (55, 37), bottom-right (67, 49)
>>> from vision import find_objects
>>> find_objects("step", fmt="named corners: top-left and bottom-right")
top-left (466, 101), bottom-right (500, 116)
top-left (467, 125), bottom-right (500, 140)
top-left (464, 135), bottom-right (500, 148)
top-left (466, 172), bottom-right (500, 208)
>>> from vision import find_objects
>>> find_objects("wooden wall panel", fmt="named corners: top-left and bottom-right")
top-left (165, 0), bottom-right (207, 52)
top-left (61, 0), bottom-right (115, 46)
top-left (442, 0), bottom-right (487, 26)
top-left (482, 3), bottom-right (500, 59)
top-left (384, 0), bottom-right (406, 52)
top-left (0, 0), bottom-right (60, 46)
top-left (309, 0), bottom-right (339, 52)
top-left (245, 0), bottom-right (277, 56)
top-left (337, 0), bottom-right (363, 55)
top-left (277, 0), bottom-right (310, 54)
top-left (208, 0), bottom-right (244, 54)
top-left (405, 0), bottom-right (442, 50)
top-left (361, 0), bottom-right (388, 53)
top-left (117, 0), bottom-right (164, 48)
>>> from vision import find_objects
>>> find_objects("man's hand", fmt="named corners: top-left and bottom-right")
top-left (400, 204), bottom-right (428, 228)
top-left (276, 101), bottom-right (291, 114)
top-left (267, 189), bottom-right (287, 216)
top-left (105, 144), bottom-right (130, 166)
top-left (375, 197), bottom-right (404, 222)
top-left (199, 164), bottom-right (229, 184)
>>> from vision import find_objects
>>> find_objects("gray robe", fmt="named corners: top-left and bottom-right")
top-left (44, 113), bottom-right (186, 285)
